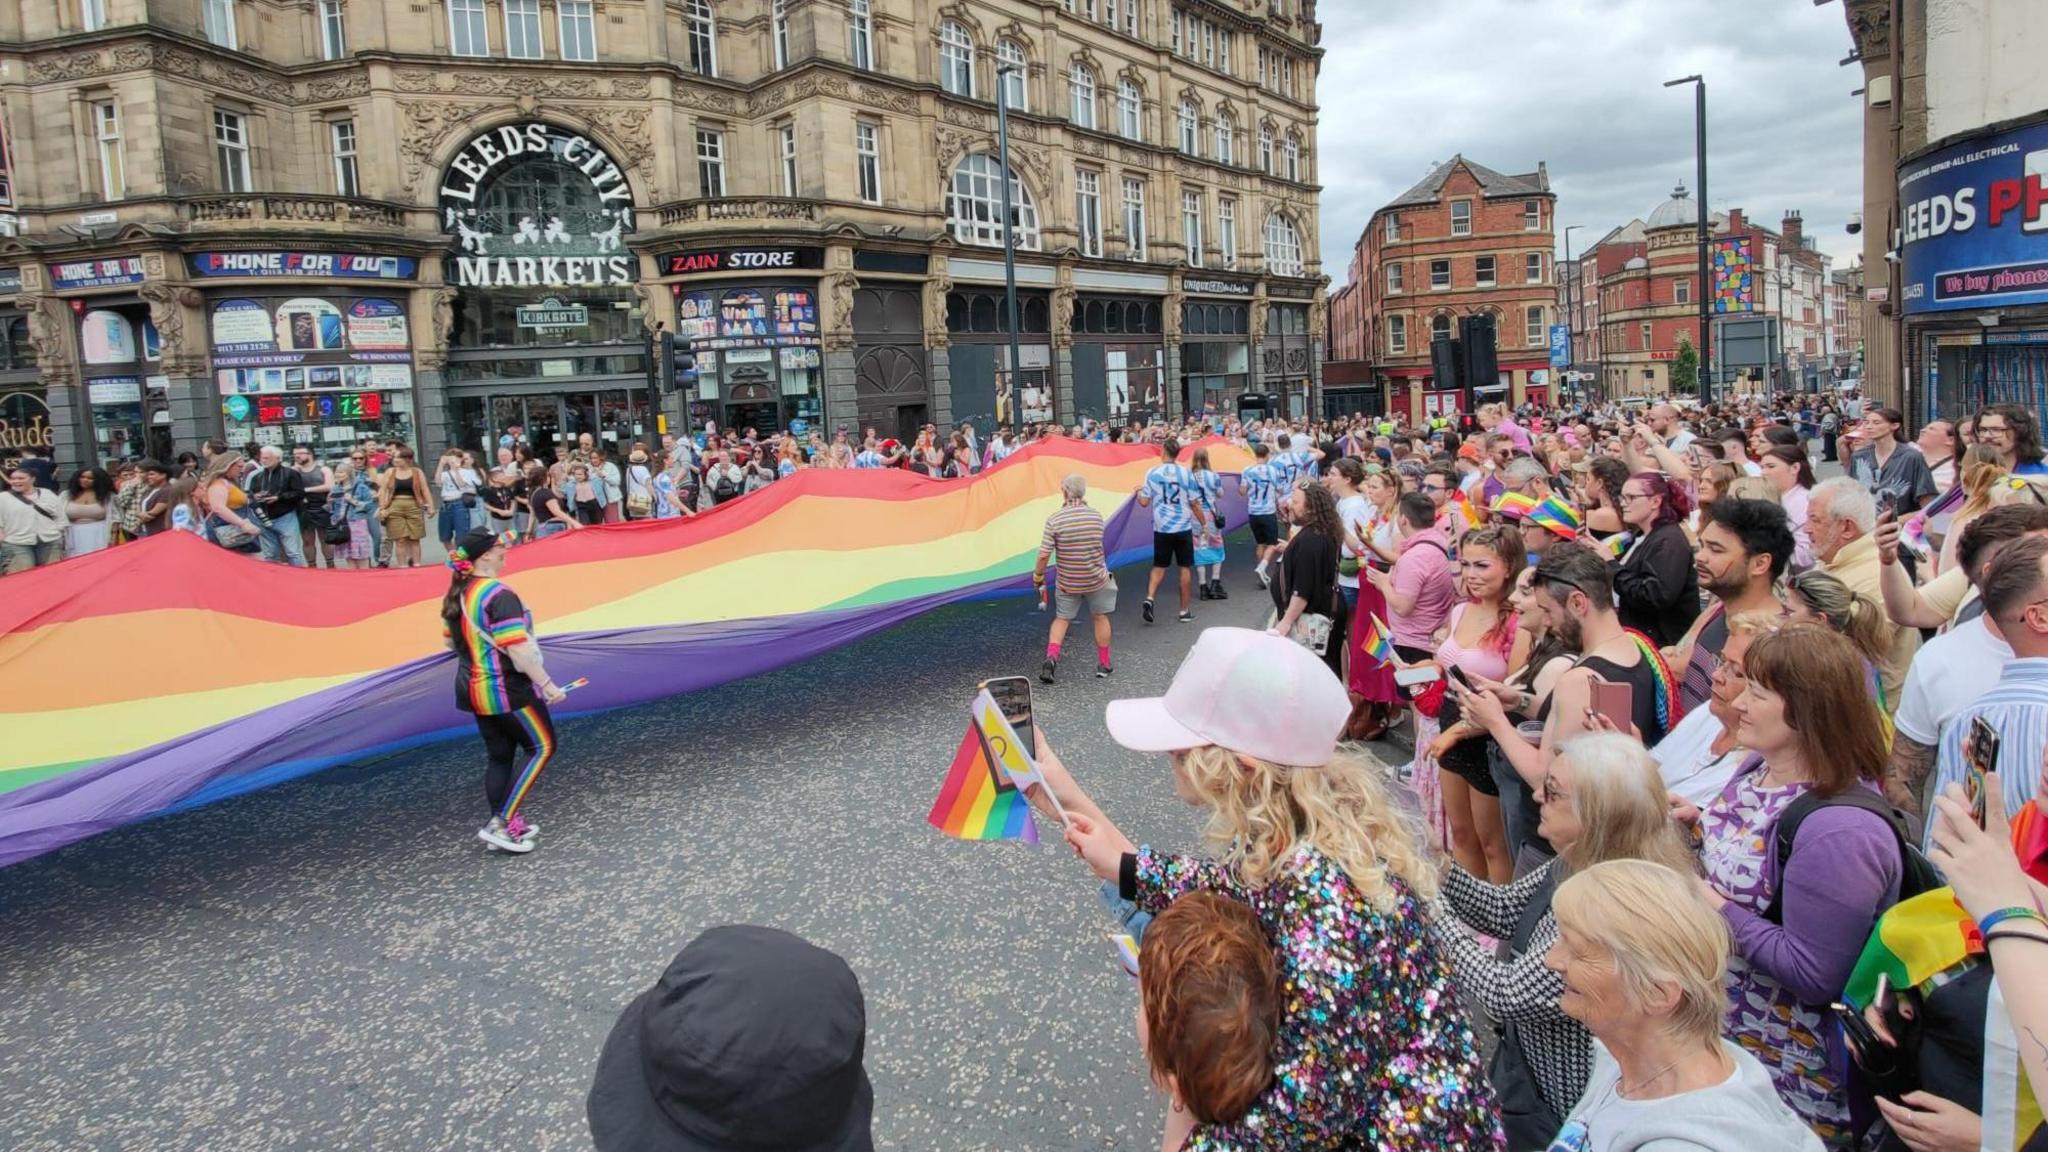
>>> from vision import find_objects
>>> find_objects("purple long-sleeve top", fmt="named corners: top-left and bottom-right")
top-left (1720, 804), bottom-right (1901, 1004)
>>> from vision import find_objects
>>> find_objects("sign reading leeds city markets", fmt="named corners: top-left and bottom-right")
top-left (438, 122), bottom-right (637, 290)
top-left (1898, 118), bottom-right (2048, 314)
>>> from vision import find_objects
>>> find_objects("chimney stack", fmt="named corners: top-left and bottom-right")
top-left (1782, 210), bottom-right (1804, 249)
top-left (1726, 208), bottom-right (1746, 235)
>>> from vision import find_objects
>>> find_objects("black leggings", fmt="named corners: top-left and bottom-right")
top-left (475, 702), bottom-right (556, 822)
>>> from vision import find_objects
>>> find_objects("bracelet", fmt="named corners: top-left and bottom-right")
top-left (1982, 927), bottom-right (2048, 950)
top-left (1977, 906), bottom-right (2048, 935)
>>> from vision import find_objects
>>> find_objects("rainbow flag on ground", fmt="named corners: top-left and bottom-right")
top-left (1360, 613), bottom-right (1396, 666)
top-left (927, 725), bottom-right (1039, 844)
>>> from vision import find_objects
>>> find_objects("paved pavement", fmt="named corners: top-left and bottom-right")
top-left (0, 539), bottom-right (1326, 1152)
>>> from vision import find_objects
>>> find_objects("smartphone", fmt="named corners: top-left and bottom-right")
top-left (1394, 663), bottom-right (1442, 688)
top-left (1876, 491), bottom-right (1899, 521)
top-left (1965, 715), bottom-right (1998, 826)
top-left (1446, 665), bottom-right (1474, 691)
top-left (1589, 679), bottom-right (1634, 731)
top-left (980, 675), bottom-right (1034, 751)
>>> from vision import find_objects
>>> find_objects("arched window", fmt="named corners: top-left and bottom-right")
top-left (1283, 132), bottom-right (1302, 181)
top-left (939, 20), bottom-right (975, 97)
top-left (1177, 98), bottom-right (1198, 155)
top-left (1069, 63), bottom-right (1096, 129)
top-left (948, 153), bottom-right (1040, 250)
top-left (997, 39), bottom-right (1027, 110)
top-left (1117, 79), bottom-right (1142, 140)
top-left (1213, 109), bottom-right (1234, 166)
top-left (685, 0), bottom-right (717, 76)
top-left (1432, 312), bottom-right (1453, 340)
top-left (1258, 125), bottom-right (1274, 174)
top-left (1264, 212), bottom-right (1303, 277)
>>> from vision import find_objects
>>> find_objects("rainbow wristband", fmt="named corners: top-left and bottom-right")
top-left (1977, 906), bottom-right (2048, 936)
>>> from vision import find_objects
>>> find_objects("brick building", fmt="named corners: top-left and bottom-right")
top-left (1347, 155), bottom-right (1556, 422)
top-left (0, 0), bottom-right (1326, 471)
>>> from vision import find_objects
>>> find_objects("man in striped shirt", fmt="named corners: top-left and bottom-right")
top-left (1928, 534), bottom-right (2048, 842)
top-left (1033, 474), bottom-right (1115, 683)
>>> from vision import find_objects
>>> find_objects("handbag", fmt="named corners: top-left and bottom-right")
top-left (627, 492), bottom-right (653, 515)
top-left (208, 515), bottom-right (257, 550)
top-left (1269, 608), bottom-right (1334, 656)
top-left (322, 518), bottom-right (352, 545)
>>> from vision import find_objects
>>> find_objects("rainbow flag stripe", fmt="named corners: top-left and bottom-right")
top-left (928, 726), bottom-right (1038, 844)
top-left (0, 437), bottom-right (1246, 867)
top-left (1490, 492), bottom-right (1540, 520)
top-left (1360, 613), bottom-right (1396, 666)
top-left (1450, 489), bottom-right (1484, 529)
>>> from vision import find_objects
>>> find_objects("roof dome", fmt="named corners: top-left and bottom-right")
top-left (1646, 183), bottom-right (1699, 231)
top-left (1624, 256), bottom-right (1649, 270)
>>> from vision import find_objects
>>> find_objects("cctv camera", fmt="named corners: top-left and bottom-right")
top-left (1846, 212), bottom-right (1862, 235)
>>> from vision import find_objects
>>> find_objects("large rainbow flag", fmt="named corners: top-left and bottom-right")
top-left (0, 437), bottom-right (1253, 867)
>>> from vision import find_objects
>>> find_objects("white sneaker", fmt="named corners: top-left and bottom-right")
top-left (1256, 565), bottom-right (1272, 588)
top-left (477, 820), bottom-right (535, 854)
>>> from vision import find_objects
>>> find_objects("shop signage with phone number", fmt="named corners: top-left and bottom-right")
top-left (255, 392), bottom-right (382, 425)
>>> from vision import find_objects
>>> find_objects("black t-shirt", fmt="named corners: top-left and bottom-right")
top-left (450, 579), bottom-right (537, 715)
top-left (529, 485), bottom-right (564, 527)
top-left (482, 478), bottom-right (518, 518)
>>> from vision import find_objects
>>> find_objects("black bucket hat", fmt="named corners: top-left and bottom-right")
top-left (588, 926), bottom-right (873, 1152)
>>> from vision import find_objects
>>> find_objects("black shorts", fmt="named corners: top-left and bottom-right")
top-left (1249, 513), bottom-right (1280, 545)
top-left (1152, 530), bottom-right (1195, 569)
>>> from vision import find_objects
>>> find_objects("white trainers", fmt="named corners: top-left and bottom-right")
top-left (477, 819), bottom-right (535, 854)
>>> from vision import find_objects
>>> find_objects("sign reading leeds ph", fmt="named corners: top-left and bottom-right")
top-left (1898, 118), bottom-right (2048, 314)
top-left (438, 122), bottom-right (637, 290)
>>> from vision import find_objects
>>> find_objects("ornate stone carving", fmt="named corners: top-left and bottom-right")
top-left (306, 73), bottom-right (370, 102)
top-left (140, 253), bottom-right (168, 279)
top-left (857, 85), bottom-right (918, 114)
top-left (398, 100), bottom-right (472, 191)
top-left (1010, 144), bottom-right (1052, 189)
top-left (139, 284), bottom-right (204, 373)
top-left (427, 288), bottom-right (458, 366)
top-left (1051, 286), bottom-right (1076, 349)
top-left (1073, 135), bottom-right (1107, 159)
top-left (583, 105), bottom-right (657, 186)
top-left (923, 264), bottom-right (953, 351)
top-left (28, 50), bottom-right (105, 83)
top-left (22, 295), bottom-right (76, 387)
top-left (674, 86), bottom-right (740, 115)
top-left (1845, 0), bottom-right (1892, 58)
top-left (1163, 291), bottom-right (1184, 342)
top-left (826, 271), bottom-right (860, 343)
top-left (1250, 296), bottom-right (1270, 342)
top-left (613, 76), bottom-right (652, 100)
top-left (933, 125), bottom-right (982, 171)
top-left (942, 105), bottom-right (992, 131)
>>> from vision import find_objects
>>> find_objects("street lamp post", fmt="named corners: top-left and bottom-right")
top-left (1665, 75), bottom-right (1711, 403)
top-left (1563, 224), bottom-right (1582, 405)
top-left (996, 65), bottom-right (1025, 438)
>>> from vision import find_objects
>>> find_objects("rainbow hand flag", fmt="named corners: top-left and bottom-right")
top-left (1360, 613), bottom-right (1395, 666)
top-left (1490, 492), bottom-right (1540, 521)
top-left (927, 725), bottom-right (1039, 844)
top-left (1449, 489), bottom-right (1484, 529)
top-left (1107, 932), bottom-right (1141, 978)
top-left (1601, 531), bottom-right (1635, 560)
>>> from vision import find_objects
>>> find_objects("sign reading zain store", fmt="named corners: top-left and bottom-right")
top-left (439, 122), bottom-right (637, 290)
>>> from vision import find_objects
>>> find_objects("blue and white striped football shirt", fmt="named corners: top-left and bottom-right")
top-left (1143, 463), bottom-right (1197, 534)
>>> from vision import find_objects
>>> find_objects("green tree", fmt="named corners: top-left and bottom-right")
top-left (1671, 334), bottom-right (1700, 396)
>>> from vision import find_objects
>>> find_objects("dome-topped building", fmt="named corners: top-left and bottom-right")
top-left (1646, 184), bottom-right (1700, 232)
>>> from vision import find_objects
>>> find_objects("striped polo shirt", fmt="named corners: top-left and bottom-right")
top-left (1040, 502), bottom-right (1110, 595)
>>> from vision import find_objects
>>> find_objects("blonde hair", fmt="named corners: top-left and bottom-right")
top-left (1176, 745), bottom-right (1438, 910)
top-left (1554, 733), bottom-right (1695, 876)
top-left (1552, 860), bottom-right (1730, 1043)
top-left (1721, 476), bottom-right (1777, 504)
top-left (1723, 607), bottom-right (1781, 642)
top-left (1957, 444), bottom-right (2009, 524)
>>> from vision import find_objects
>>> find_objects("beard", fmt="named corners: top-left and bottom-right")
top-left (1701, 568), bottom-right (1750, 599)
top-left (1554, 611), bottom-right (1585, 651)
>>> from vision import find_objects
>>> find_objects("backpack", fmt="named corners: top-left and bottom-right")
top-left (1763, 777), bottom-right (1944, 925)
top-left (710, 467), bottom-right (742, 502)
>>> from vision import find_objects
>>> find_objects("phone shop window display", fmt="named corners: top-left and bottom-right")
top-left (212, 295), bottom-right (415, 455)
top-left (677, 286), bottom-right (822, 433)
top-left (81, 308), bottom-right (169, 463)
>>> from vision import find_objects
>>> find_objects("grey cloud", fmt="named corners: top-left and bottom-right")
top-left (1318, 0), bottom-right (1866, 285)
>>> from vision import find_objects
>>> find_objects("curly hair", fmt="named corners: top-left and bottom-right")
top-left (1292, 479), bottom-right (1345, 547)
top-left (1139, 892), bottom-right (1280, 1125)
top-left (1175, 744), bottom-right (1439, 910)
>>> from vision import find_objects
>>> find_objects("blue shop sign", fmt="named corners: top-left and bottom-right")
top-left (49, 257), bottom-right (146, 290)
top-left (189, 251), bottom-right (419, 280)
top-left (1898, 118), bottom-right (2048, 315)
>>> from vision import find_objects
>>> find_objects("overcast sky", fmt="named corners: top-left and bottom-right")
top-left (1317, 0), bottom-right (1867, 287)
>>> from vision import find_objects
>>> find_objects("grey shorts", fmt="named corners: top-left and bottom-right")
top-left (1055, 579), bottom-right (1118, 621)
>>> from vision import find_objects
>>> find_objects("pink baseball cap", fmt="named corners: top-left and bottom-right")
top-left (1105, 627), bottom-right (1352, 768)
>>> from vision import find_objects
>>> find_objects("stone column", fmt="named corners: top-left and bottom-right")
top-left (1249, 291), bottom-right (1271, 408)
top-left (20, 288), bottom-right (87, 468)
top-left (1164, 273), bottom-right (1185, 422)
top-left (140, 283), bottom-right (214, 453)
top-left (1052, 262), bottom-right (1076, 427)
top-left (414, 281), bottom-right (457, 458)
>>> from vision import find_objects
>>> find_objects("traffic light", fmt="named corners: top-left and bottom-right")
top-left (658, 332), bottom-right (699, 394)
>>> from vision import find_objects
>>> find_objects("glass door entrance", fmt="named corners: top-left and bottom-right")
top-left (454, 390), bottom-right (649, 461)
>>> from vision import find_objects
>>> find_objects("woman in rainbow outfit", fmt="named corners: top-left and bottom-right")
top-left (443, 527), bottom-right (568, 854)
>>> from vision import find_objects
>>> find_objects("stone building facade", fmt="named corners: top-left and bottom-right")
top-left (0, 0), bottom-right (1325, 469)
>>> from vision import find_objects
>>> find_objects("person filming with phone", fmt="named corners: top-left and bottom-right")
top-left (1927, 535), bottom-right (2048, 837)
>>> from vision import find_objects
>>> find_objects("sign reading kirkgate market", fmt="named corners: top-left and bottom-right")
top-left (438, 123), bottom-right (638, 290)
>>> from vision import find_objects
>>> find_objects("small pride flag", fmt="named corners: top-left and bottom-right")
top-left (1449, 489), bottom-right (1484, 529)
top-left (1360, 613), bottom-right (1396, 666)
top-left (927, 725), bottom-right (1040, 844)
top-left (1490, 492), bottom-right (1540, 521)
top-left (1107, 932), bottom-right (1141, 978)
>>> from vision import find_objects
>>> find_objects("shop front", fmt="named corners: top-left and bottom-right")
top-left (435, 121), bottom-right (653, 459)
top-left (47, 257), bottom-right (171, 462)
top-left (193, 250), bottom-right (423, 460)
top-left (1262, 295), bottom-right (1314, 419)
top-left (1070, 292), bottom-right (1166, 427)
top-left (1896, 115), bottom-right (2048, 421)
top-left (664, 245), bottom-right (824, 437)
top-left (1180, 277), bottom-right (1253, 420)
top-left (0, 266), bottom-right (43, 469)
top-left (946, 280), bottom-right (1053, 434)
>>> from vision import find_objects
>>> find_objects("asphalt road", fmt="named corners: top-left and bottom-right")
top-left (0, 537), bottom-right (1328, 1152)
